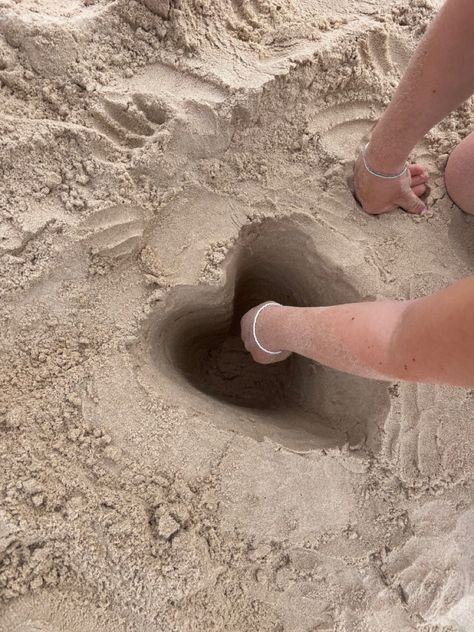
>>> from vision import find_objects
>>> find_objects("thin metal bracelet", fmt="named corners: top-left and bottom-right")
top-left (362, 143), bottom-right (408, 179)
top-left (252, 302), bottom-right (283, 356)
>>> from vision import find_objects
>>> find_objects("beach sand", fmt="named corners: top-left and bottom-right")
top-left (0, 0), bottom-right (473, 630)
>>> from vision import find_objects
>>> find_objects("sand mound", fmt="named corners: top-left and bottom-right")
top-left (0, 0), bottom-right (473, 630)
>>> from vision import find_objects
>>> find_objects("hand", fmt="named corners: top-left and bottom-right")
top-left (354, 152), bottom-right (429, 215)
top-left (240, 302), bottom-right (292, 365)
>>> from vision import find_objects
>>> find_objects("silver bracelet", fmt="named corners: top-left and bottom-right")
top-left (252, 302), bottom-right (283, 356)
top-left (362, 143), bottom-right (408, 179)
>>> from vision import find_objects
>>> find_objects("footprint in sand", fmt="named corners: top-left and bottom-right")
top-left (382, 381), bottom-right (441, 483)
top-left (385, 505), bottom-right (474, 628)
top-left (90, 94), bottom-right (165, 149)
top-left (382, 377), bottom-right (474, 486)
top-left (81, 204), bottom-right (146, 260)
top-left (91, 62), bottom-right (231, 160)
top-left (309, 30), bottom-right (413, 161)
top-left (309, 101), bottom-right (382, 160)
top-left (358, 28), bottom-right (414, 77)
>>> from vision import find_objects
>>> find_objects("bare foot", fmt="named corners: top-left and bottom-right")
top-left (354, 151), bottom-right (429, 215)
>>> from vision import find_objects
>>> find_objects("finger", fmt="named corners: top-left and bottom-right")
top-left (411, 183), bottom-right (427, 197)
top-left (409, 163), bottom-right (428, 178)
top-left (400, 190), bottom-right (427, 214)
top-left (410, 174), bottom-right (428, 187)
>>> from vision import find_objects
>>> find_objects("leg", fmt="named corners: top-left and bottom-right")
top-left (444, 130), bottom-right (474, 214)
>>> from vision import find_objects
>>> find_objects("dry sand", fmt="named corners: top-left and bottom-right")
top-left (0, 0), bottom-right (473, 630)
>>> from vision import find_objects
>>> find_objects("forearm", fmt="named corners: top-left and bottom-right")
top-left (368, 0), bottom-right (474, 171)
top-left (257, 276), bottom-right (474, 386)
top-left (259, 301), bottom-right (409, 381)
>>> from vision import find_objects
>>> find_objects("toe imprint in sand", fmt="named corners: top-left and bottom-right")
top-left (90, 94), bottom-right (169, 149)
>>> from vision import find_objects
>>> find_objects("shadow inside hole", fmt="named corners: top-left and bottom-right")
top-left (175, 269), bottom-right (304, 411)
top-left (150, 216), bottom-right (390, 451)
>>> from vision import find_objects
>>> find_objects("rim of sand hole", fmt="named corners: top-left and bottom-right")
top-left (144, 214), bottom-right (391, 454)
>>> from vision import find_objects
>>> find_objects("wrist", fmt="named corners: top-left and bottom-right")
top-left (256, 304), bottom-right (294, 353)
top-left (364, 141), bottom-right (408, 174)
top-left (366, 117), bottom-right (414, 172)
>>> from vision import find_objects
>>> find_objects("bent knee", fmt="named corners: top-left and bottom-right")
top-left (445, 131), bottom-right (474, 214)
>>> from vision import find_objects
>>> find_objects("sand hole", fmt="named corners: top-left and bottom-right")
top-left (148, 216), bottom-right (390, 452)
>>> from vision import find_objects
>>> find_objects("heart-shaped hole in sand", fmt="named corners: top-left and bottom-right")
top-left (148, 216), bottom-right (390, 452)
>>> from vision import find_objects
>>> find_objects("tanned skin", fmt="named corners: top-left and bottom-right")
top-left (241, 0), bottom-right (474, 387)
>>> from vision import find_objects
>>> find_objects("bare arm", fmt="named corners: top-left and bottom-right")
top-left (370, 0), bottom-right (474, 170)
top-left (355, 0), bottom-right (474, 214)
top-left (241, 276), bottom-right (474, 387)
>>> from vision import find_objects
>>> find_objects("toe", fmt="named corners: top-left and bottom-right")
top-left (411, 183), bottom-right (427, 197)
top-left (410, 174), bottom-right (428, 187)
top-left (409, 163), bottom-right (428, 178)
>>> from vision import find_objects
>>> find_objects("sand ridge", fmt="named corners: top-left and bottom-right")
top-left (0, 0), bottom-right (473, 630)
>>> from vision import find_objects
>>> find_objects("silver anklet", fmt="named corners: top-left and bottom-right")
top-left (362, 143), bottom-right (408, 179)
top-left (252, 302), bottom-right (283, 356)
